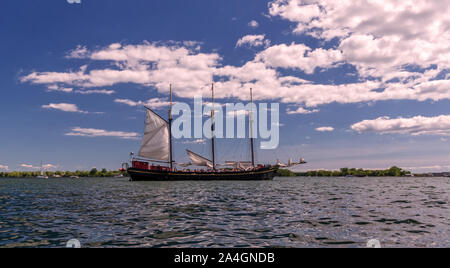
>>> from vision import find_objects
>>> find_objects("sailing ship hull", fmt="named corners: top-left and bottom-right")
top-left (128, 167), bottom-right (278, 181)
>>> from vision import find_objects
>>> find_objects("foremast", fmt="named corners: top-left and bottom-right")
top-left (249, 88), bottom-right (255, 167)
top-left (169, 84), bottom-right (174, 169)
top-left (211, 84), bottom-right (216, 171)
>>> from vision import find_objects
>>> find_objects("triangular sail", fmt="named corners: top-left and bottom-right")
top-left (186, 150), bottom-right (213, 168)
top-left (138, 108), bottom-right (170, 161)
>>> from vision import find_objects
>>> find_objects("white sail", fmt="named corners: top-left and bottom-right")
top-left (186, 150), bottom-right (213, 168)
top-left (138, 108), bottom-right (170, 161)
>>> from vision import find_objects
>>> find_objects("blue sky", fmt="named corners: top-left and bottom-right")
top-left (1, 0), bottom-right (450, 172)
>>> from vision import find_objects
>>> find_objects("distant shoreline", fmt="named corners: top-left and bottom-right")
top-left (277, 166), bottom-right (450, 178)
top-left (0, 168), bottom-right (127, 179)
top-left (2, 166), bottom-right (449, 179)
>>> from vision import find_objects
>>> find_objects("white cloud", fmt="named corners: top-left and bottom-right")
top-left (42, 103), bottom-right (87, 113)
top-left (65, 127), bottom-right (140, 140)
top-left (21, 40), bottom-right (450, 109)
top-left (402, 165), bottom-right (450, 171)
top-left (236, 35), bottom-right (270, 48)
top-left (351, 115), bottom-right (450, 136)
top-left (0, 165), bottom-right (8, 171)
top-left (255, 43), bottom-right (343, 74)
top-left (67, 0), bottom-right (81, 4)
top-left (114, 98), bottom-right (171, 109)
top-left (43, 164), bottom-right (58, 169)
top-left (46, 85), bottom-right (73, 93)
top-left (66, 45), bottom-right (87, 58)
top-left (182, 139), bottom-right (206, 145)
top-left (20, 164), bottom-right (38, 169)
top-left (20, 163), bottom-right (58, 170)
top-left (269, 0), bottom-right (450, 80)
top-left (75, 89), bottom-right (115, 95)
top-left (248, 20), bottom-right (259, 28)
top-left (316, 126), bottom-right (334, 132)
top-left (21, 42), bottom-right (220, 98)
top-left (287, 107), bottom-right (319, 114)
top-left (269, 0), bottom-right (321, 24)
top-left (226, 109), bottom-right (250, 117)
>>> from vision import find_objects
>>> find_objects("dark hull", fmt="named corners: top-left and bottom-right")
top-left (128, 167), bottom-right (278, 181)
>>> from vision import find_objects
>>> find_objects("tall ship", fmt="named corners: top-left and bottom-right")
top-left (126, 85), bottom-right (304, 181)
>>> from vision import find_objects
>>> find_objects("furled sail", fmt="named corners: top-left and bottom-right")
top-left (138, 108), bottom-right (170, 161)
top-left (225, 161), bottom-right (254, 170)
top-left (186, 150), bottom-right (213, 168)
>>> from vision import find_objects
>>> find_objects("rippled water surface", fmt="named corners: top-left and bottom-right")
top-left (0, 177), bottom-right (448, 248)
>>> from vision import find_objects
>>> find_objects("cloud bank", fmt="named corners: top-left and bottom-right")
top-left (65, 127), bottom-right (140, 140)
top-left (352, 115), bottom-right (450, 136)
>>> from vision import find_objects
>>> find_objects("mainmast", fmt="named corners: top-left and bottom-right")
top-left (211, 84), bottom-right (216, 171)
top-left (250, 88), bottom-right (255, 167)
top-left (169, 84), bottom-right (174, 169)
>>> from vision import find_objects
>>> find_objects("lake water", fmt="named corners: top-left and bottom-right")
top-left (0, 177), bottom-right (448, 248)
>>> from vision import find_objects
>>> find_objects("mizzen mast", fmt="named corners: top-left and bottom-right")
top-left (211, 84), bottom-right (216, 170)
top-left (211, 84), bottom-right (216, 171)
top-left (250, 88), bottom-right (255, 167)
top-left (169, 84), bottom-right (174, 169)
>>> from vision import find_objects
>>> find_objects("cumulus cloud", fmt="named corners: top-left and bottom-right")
top-left (75, 89), bottom-right (115, 95)
top-left (226, 109), bottom-right (250, 117)
top-left (255, 43), bottom-right (343, 74)
top-left (114, 98), bottom-right (171, 109)
top-left (65, 127), bottom-right (140, 140)
top-left (182, 139), bottom-right (206, 145)
top-left (287, 107), bottom-right (319, 114)
top-left (66, 45), bottom-right (87, 58)
top-left (269, 0), bottom-right (450, 80)
top-left (236, 35), bottom-right (270, 48)
top-left (43, 164), bottom-right (58, 169)
top-left (248, 20), bottom-right (259, 28)
top-left (21, 42), bottom-right (220, 99)
top-left (42, 103), bottom-right (87, 113)
top-left (20, 164), bottom-right (35, 169)
top-left (403, 165), bottom-right (450, 171)
top-left (0, 165), bottom-right (8, 171)
top-left (20, 163), bottom-right (58, 170)
top-left (316, 126), bottom-right (334, 132)
top-left (46, 85), bottom-right (73, 93)
top-left (21, 38), bottom-right (450, 109)
top-left (351, 115), bottom-right (450, 136)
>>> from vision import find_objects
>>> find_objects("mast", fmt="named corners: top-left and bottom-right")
top-left (211, 84), bottom-right (216, 170)
top-left (169, 84), bottom-right (174, 169)
top-left (250, 88), bottom-right (255, 167)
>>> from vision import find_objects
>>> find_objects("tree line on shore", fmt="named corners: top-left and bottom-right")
top-left (0, 168), bottom-right (126, 178)
top-left (277, 166), bottom-right (412, 177)
top-left (1, 166), bottom-right (413, 178)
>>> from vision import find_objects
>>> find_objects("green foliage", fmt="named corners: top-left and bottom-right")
top-left (89, 168), bottom-right (99, 176)
top-left (0, 169), bottom-right (126, 178)
top-left (276, 169), bottom-right (296, 177)
top-left (282, 166), bottom-right (411, 177)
